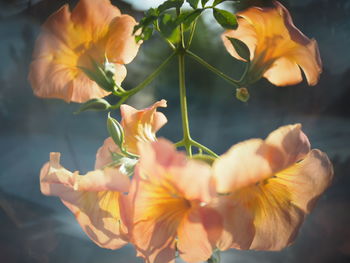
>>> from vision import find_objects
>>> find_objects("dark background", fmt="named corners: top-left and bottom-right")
top-left (0, 0), bottom-right (349, 262)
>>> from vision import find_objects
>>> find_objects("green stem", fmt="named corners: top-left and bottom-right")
top-left (186, 19), bottom-right (198, 49)
top-left (125, 52), bottom-right (176, 97)
top-left (186, 50), bottom-right (240, 87)
top-left (190, 139), bottom-right (219, 158)
top-left (178, 52), bottom-right (192, 156)
top-left (110, 52), bottom-right (176, 110)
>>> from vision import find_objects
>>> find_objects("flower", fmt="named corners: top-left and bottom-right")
top-left (222, 1), bottom-right (322, 86)
top-left (29, 0), bottom-right (140, 103)
top-left (121, 139), bottom-right (222, 263)
top-left (213, 124), bottom-right (333, 251)
top-left (40, 149), bottom-right (131, 249)
top-left (120, 99), bottom-right (168, 155)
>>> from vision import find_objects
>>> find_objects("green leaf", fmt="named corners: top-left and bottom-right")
top-left (226, 37), bottom-right (251, 61)
top-left (158, 0), bottom-right (184, 13)
top-left (176, 9), bottom-right (203, 27)
top-left (236, 87), bottom-right (250, 102)
top-left (201, 0), bottom-right (210, 7)
top-left (186, 0), bottom-right (199, 8)
top-left (213, 0), bottom-right (226, 5)
top-left (159, 14), bottom-right (177, 37)
top-left (107, 113), bottom-right (125, 149)
top-left (75, 98), bottom-right (111, 114)
top-left (213, 8), bottom-right (238, 29)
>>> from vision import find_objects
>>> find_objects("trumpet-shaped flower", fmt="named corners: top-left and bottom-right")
top-left (29, 0), bottom-right (140, 103)
top-left (213, 124), bottom-right (333, 251)
top-left (121, 139), bottom-right (222, 263)
top-left (40, 149), bottom-right (131, 249)
top-left (121, 99), bottom-right (168, 155)
top-left (222, 1), bottom-right (322, 86)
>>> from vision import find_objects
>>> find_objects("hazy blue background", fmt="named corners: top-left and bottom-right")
top-left (0, 0), bottom-right (349, 262)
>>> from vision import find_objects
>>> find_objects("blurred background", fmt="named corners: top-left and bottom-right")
top-left (0, 0), bottom-right (349, 262)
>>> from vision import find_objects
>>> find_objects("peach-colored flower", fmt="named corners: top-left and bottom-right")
top-left (213, 124), bottom-right (333, 251)
top-left (121, 139), bottom-right (222, 263)
top-left (29, 0), bottom-right (140, 103)
top-left (120, 99), bottom-right (168, 155)
top-left (40, 148), bottom-right (131, 249)
top-left (222, 1), bottom-right (322, 86)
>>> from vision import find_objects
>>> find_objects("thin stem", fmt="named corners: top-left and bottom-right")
top-left (186, 19), bottom-right (197, 48)
top-left (186, 50), bottom-right (240, 87)
top-left (178, 52), bottom-right (192, 156)
top-left (124, 52), bottom-right (176, 97)
top-left (190, 139), bottom-right (219, 158)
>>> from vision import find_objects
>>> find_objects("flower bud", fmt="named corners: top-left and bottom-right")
top-left (236, 87), bottom-right (250, 102)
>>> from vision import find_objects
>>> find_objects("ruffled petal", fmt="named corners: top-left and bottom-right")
top-left (213, 139), bottom-right (273, 193)
top-left (120, 100), bottom-right (168, 154)
top-left (40, 152), bottom-right (129, 249)
top-left (95, 137), bottom-right (121, 169)
top-left (265, 124), bottom-right (311, 171)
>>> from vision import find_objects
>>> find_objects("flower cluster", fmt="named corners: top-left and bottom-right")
top-left (31, 0), bottom-right (333, 262)
top-left (40, 100), bottom-right (333, 262)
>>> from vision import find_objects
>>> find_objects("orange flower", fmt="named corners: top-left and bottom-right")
top-left (120, 99), bottom-right (168, 155)
top-left (29, 0), bottom-right (140, 103)
top-left (213, 124), bottom-right (333, 251)
top-left (121, 139), bottom-right (222, 263)
top-left (222, 1), bottom-right (322, 86)
top-left (40, 150), bottom-right (131, 249)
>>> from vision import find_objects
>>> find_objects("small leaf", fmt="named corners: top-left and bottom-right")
top-left (213, 8), bottom-right (238, 29)
top-left (236, 87), bottom-right (250, 102)
top-left (186, 0), bottom-right (199, 8)
top-left (201, 0), bottom-right (209, 7)
top-left (159, 14), bottom-right (177, 37)
top-left (213, 0), bottom-right (226, 5)
top-left (226, 37), bottom-right (251, 61)
top-left (107, 113), bottom-right (125, 149)
top-left (176, 9), bottom-right (203, 27)
top-left (75, 98), bottom-right (111, 113)
top-left (158, 0), bottom-right (184, 13)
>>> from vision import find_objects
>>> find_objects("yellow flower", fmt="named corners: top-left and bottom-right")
top-left (222, 1), bottom-right (322, 86)
top-left (29, 0), bottom-right (140, 103)
top-left (213, 124), bottom-right (333, 251)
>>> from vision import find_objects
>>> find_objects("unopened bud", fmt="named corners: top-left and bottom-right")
top-left (107, 113), bottom-right (125, 149)
top-left (236, 87), bottom-right (250, 102)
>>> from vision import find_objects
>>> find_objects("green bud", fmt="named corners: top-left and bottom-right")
top-left (236, 87), bottom-right (250, 102)
top-left (107, 113), bottom-right (125, 149)
top-left (208, 250), bottom-right (221, 263)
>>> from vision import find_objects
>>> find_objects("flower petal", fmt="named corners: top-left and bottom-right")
top-left (213, 139), bottom-right (273, 194)
top-left (95, 137), bottom-right (121, 169)
top-left (263, 57), bottom-right (302, 86)
top-left (106, 15), bottom-right (140, 65)
top-left (120, 100), bottom-right (168, 154)
top-left (222, 18), bottom-right (257, 61)
top-left (40, 152), bottom-right (129, 249)
top-left (265, 124), bottom-right (310, 170)
top-left (275, 149), bottom-right (334, 213)
top-left (177, 210), bottom-right (214, 263)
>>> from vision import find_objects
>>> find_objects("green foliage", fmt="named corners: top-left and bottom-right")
top-left (158, 0), bottom-right (184, 13)
top-left (213, 8), bottom-right (238, 29)
top-left (159, 13), bottom-right (181, 43)
top-left (187, 0), bottom-right (200, 8)
top-left (201, 0), bottom-right (210, 7)
top-left (75, 98), bottom-right (111, 114)
top-left (177, 9), bottom-right (203, 27)
top-left (213, 0), bottom-right (226, 5)
top-left (107, 113), bottom-right (125, 149)
top-left (226, 37), bottom-right (251, 61)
